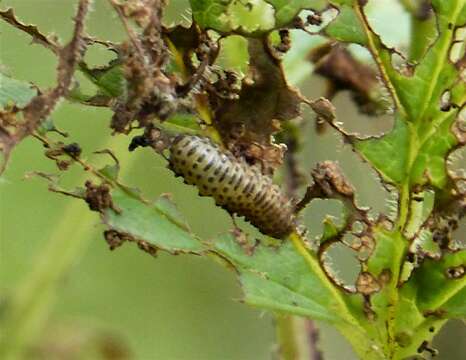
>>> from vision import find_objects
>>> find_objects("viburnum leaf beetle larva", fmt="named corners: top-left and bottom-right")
top-left (168, 135), bottom-right (295, 239)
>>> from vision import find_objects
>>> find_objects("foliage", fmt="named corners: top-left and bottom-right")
top-left (0, 0), bottom-right (465, 359)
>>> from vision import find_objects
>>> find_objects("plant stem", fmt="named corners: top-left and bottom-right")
top-left (276, 315), bottom-right (323, 360)
top-left (276, 315), bottom-right (301, 360)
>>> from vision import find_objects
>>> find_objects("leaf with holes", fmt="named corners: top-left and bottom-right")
top-left (190, 0), bottom-right (326, 35)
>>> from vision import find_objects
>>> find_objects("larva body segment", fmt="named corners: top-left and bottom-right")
top-left (169, 135), bottom-right (294, 238)
top-left (169, 135), bottom-right (295, 239)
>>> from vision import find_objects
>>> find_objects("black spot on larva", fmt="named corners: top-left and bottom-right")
top-left (204, 160), bottom-right (214, 171)
top-left (187, 146), bottom-right (198, 156)
top-left (169, 135), bottom-right (295, 238)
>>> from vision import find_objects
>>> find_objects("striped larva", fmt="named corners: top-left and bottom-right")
top-left (168, 135), bottom-right (295, 239)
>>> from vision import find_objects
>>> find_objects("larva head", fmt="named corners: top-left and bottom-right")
top-left (168, 135), bottom-right (295, 239)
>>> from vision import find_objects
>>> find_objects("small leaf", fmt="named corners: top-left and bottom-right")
top-left (160, 112), bottom-right (201, 134)
top-left (265, 0), bottom-right (326, 28)
top-left (320, 216), bottom-right (342, 243)
top-left (0, 73), bottom-right (37, 108)
top-left (325, 4), bottom-right (367, 45)
top-left (79, 61), bottom-right (125, 98)
top-left (404, 189), bottom-right (435, 239)
top-left (103, 189), bottom-right (204, 254)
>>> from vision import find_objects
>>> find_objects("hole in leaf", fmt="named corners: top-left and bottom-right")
top-left (390, 51), bottom-right (414, 76)
top-left (301, 199), bottom-right (345, 240)
top-left (457, 106), bottom-right (466, 132)
top-left (332, 91), bottom-right (394, 135)
top-left (450, 26), bottom-right (466, 64)
top-left (365, 0), bottom-right (411, 57)
top-left (445, 265), bottom-right (465, 279)
top-left (217, 35), bottom-right (249, 74)
top-left (282, 29), bottom-right (324, 85)
top-left (351, 220), bottom-right (366, 234)
top-left (439, 90), bottom-right (452, 112)
top-left (450, 107), bottom-right (466, 152)
top-left (321, 241), bottom-right (360, 292)
top-left (433, 320), bottom-right (466, 358)
top-left (228, 0), bottom-right (275, 33)
top-left (447, 147), bottom-right (466, 180)
top-left (297, 7), bottom-right (338, 33)
top-left (455, 223), bottom-right (466, 248)
top-left (344, 232), bottom-right (374, 261)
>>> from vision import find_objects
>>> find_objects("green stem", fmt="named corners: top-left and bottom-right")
top-left (409, 15), bottom-right (437, 62)
top-left (275, 315), bottom-right (323, 360)
top-left (0, 138), bottom-right (134, 359)
top-left (275, 315), bottom-right (302, 360)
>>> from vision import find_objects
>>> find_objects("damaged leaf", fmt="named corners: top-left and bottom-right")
top-left (213, 38), bottom-right (302, 171)
top-left (401, 250), bottom-right (466, 319)
top-left (103, 188), bottom-right (204, 254)
top-left (0, 73), bottom-right (37, 108)
top-left (212, 233), bottom-right (353, 323)
top-left (190, 0), bottom-right (326, 35)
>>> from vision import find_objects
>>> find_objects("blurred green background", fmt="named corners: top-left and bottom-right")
top-left (0, 1), bottom-right (464, 359)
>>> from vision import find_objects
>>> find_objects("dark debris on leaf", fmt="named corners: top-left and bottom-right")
top-left (84, 180), bottom-right (121, 214)
top-left (211, 38), bottom-right (302, 174)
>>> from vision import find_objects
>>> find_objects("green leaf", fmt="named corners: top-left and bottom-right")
top-left (325, 4), bottom-right (367, 45)
top-left (103, 188), bottom-right (204, 253)
top-left (83, 62), bottom-right (125, 98)
top-left (265, 0), bottom-right (326, 27)
top-left (160, 112), bottom-right (201, 134)
top-left (212, 233), bottom-right (354, 323)
top-left (354, 116), bottom-right (410, 185)
top-left (404, 190), bottom-right (435, 239)
top-left (410, 111), bottom-right (459, 188)
top-left (402, 250), bottom-right (466, 319)
top-left (69, 61), bottom-right (125, 105)
top-left (190, 0), bottom-right (326, 35)
top-left (373, 0), bottom-right (465, 123)
top-left (367, 229), bottom-right (406, 278)
top-left (0, 72), bottom-right (37, 108)
top-left (320, 216), bottom-right (343, 243)
top-left (345, 0), bottom-right (464, 192)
